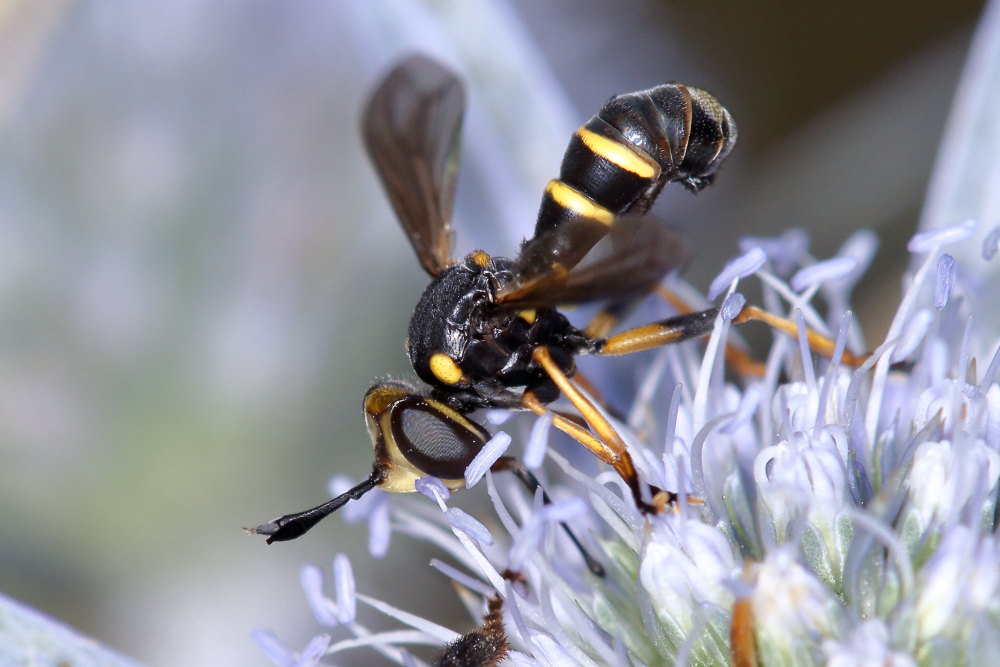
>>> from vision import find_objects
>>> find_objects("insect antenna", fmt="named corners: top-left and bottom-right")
top-left (247, 470), bottom-right (383, 544)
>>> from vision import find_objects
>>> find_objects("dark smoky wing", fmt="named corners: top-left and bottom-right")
top-left (362, 55), bottom-right (465, 276)
top-left (498, 216), bottom-right (689, 307)
top-left (506, 215), bottom-right (614, 290)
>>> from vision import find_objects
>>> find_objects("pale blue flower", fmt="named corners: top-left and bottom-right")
top-left (253, 1), bottom-right (1000, 664)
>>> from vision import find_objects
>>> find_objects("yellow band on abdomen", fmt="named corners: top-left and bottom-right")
top-left (576, 127), bottom-right (658, 180)
top-left (544, 180), bottom-right (615, 225)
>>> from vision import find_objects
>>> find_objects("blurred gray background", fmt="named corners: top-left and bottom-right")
top-left (0, 0), bottom-right (984, 664)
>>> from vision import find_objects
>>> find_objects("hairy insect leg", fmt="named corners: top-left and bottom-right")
top-left (731, 305), bottom-right (867, 365)
top-left (654, 285), bottom-right (766, 375)
top-left (562, 369), bottom-right (629, 423)
top-left (527, 346), bottom-right (669, 512)
top-left (583, 288), bottom-right (766, 375)
top-left (521, 393), bottom-right (620, 473)
top-left (598, 308), bottom-right (720, 356)
top-left (492, 456), bottom-right (605, 576)
top-left (597, 302), bottom-right (868, 367)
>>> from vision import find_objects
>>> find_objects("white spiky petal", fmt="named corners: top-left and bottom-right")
top-left (255, 207), bottom-right (1000, 665)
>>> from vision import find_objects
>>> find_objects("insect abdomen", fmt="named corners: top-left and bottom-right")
top-left (534, 83), bottom-right (736, 236)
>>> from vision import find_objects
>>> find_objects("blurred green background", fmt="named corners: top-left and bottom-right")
top-left (0, 0), bottom-right (984, 664)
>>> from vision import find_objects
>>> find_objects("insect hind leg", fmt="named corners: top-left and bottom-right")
top-left (583, 298), bottom-right (638, 340)
top-left (597, 308), bottom-right (719, 356)
top-left (583, 289), bottom-right (767, 377)
top-left (596, 301), bottom-right (867, 369)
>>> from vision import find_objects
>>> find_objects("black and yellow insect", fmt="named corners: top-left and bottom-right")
top-left (250, 54), bottom-right (740, 543)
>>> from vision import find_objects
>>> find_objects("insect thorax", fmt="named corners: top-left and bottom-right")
top-left (407, 253), bottom-right (584, 411)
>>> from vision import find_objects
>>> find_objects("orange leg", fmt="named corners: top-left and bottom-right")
top-left (656, 286), bottom-right (766, 375)
top-left (596, 303), bottom-right (867, 368)
top-left (731, 305), bottom-right (867, 365)
top-left (730, 595), bottom-right (756, 667)
top-left (527, 346), bottom-right (677, 511)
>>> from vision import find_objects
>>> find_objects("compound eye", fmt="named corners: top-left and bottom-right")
top-left (388, 398), bottom-right (486, 479)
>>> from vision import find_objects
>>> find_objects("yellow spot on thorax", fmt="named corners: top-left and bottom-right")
top-left (544, 181), bottom-right (615, 225)
top-left (518, 309), bottom-right (537, 324)
top-left (468, 250), bottom-right (491, 268)
top-left (429, 352), bottom-right (464, 385)
top-left (577, 127), bottom-right (659, 180)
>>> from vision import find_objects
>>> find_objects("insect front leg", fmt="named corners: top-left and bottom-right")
top-left (524, 346), bottom-right (675, 513)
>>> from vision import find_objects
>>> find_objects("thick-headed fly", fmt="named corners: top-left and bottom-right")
top-left (251, 54), bottom-right (753, 544)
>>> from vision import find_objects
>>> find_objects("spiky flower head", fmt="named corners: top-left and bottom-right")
top-left (253, 209), bottom-right (1000, 666)
top-left (255, 1), bottom-right (1000, 663)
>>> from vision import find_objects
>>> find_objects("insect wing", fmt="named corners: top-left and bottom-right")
top-left (362, 55), bottom-right (465, 276)
top-left (499, 216), bottom-right (688, 307)
top-left (507, 215), bottom-right (613, 290)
